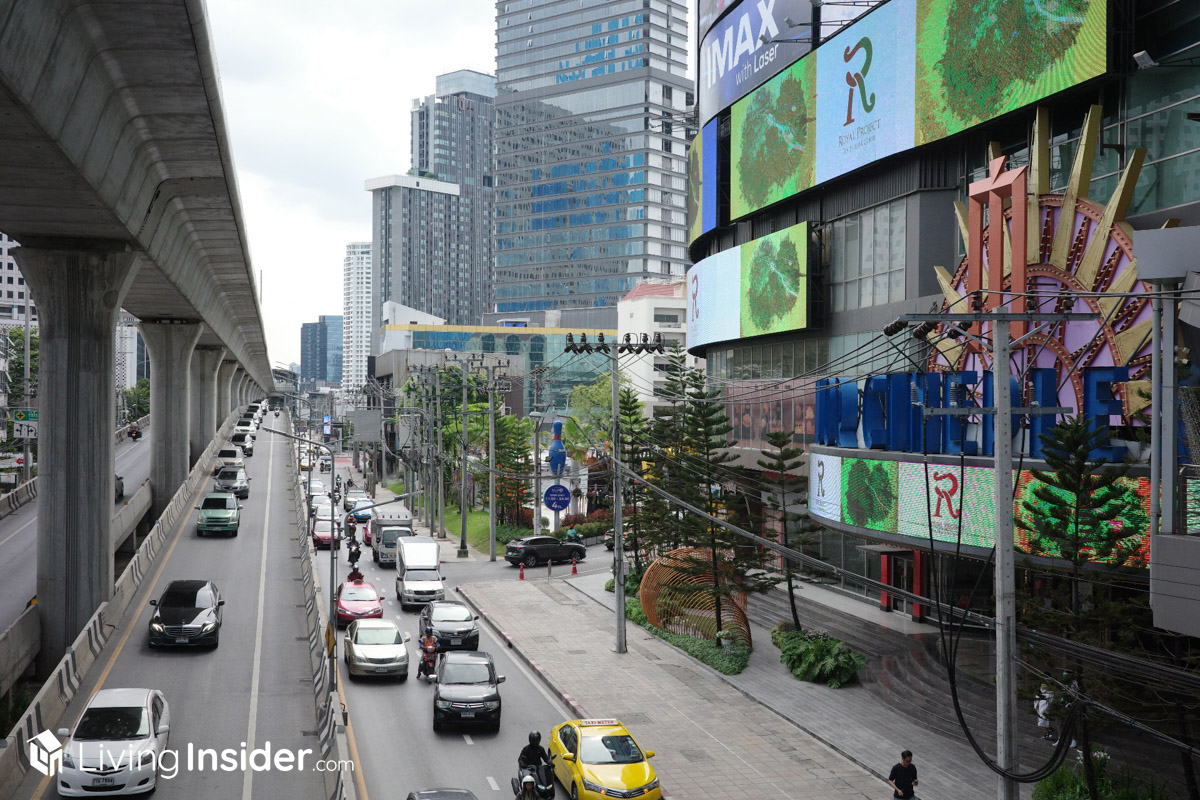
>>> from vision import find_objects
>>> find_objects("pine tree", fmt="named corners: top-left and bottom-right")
top-left (757, 429), bottom-right (816, 629)
top-left (618, 386), bottom-right (649, 574)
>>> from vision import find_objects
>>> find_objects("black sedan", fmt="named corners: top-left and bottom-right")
top-left (148, 579), bottom-right (224, 647)
top-left (404, 791), bottom-right (478, 800)
top-left (419, 601), bottom-right (480, 651)
top-left (433, 651), bottom-right (504, 732)
top-left (504, 535), bottom-right (587, 568)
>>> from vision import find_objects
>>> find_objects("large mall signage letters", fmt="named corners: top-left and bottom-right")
top-left (688, 221), bottom-right (810, 347)
top-left (808, 450), bottom-right (1151, 566)
top-left (728, 0), bottom-right (1107, 220)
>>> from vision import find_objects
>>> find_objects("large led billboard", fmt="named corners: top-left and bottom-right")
top-left (687, 120), bottom-right (720, 245)
top-left (809, 452), bottom-right (1151, 567)
top-left (730, 0), bottom-right (1108, 219)
top-left (698, 0), bottom-right (814, 126)
top-left (688, 221), bottom-right (810, 348)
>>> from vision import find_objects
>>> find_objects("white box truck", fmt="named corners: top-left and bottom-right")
top-left (396, 536), bottom-right (443, 610)
top-left (373, 506), bottom-right (415, 566)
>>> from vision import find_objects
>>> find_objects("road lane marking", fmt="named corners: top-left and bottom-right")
top-left (0, 511), bottom-right (37, 549)
top-left (487, 776), bottom-right (500, 791)
top-left (29, 461), bottom-right (206, 800)
top-left (463, 734), bottom-right (474, 745)
top-left (336, 654), bottom-right (371, 800)
top-left (241, 436), bottom-right (274, 800)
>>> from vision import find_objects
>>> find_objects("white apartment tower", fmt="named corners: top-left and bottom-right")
top-left (342, 242), bottom-right (373, 393)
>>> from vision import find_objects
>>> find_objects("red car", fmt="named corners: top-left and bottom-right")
top-left (336, 581), bottom-right (384, 627)
top-left (312, 519), bottom-right (341, 550)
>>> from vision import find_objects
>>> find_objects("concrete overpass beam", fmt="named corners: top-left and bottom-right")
top-left (140, 322), bottom-right (202, 519)
top-left (15, 243), bottom-right (139, 673)
top-left (232, 367), bottom-right (246, 412)
top-left (189, 346), bottom-right (226, 466)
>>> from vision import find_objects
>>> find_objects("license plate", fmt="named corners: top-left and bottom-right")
top-left (460, 711), bottom-right (475, 718)
top-left (175, 637), bottom-right (189, 644)
top-left (450, 638), bottom-right (462, 645)
top-left (93, 777), bottom-right (115, 786)
top-left (375, 667), bottom-right (389, 673)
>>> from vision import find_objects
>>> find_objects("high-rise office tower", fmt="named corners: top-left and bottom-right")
top-left (342, 242), bottom-right (372, 392)
top-left (492, 0), bottom-right (691, 313)
top-left (367, 70), bottom-right (496, 343)
top-left (300, 315), bottom-right (343, 386)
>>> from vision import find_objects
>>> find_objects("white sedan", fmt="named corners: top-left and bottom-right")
top-left (55, 687), bottom-right (170, 796)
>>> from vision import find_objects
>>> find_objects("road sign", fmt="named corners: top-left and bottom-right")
top-left (324, 622), bottom-right (335, 656)
top-left (12, 409), bottom-right (38, 439)
top-left (544, 484), bottom-right (571, 512)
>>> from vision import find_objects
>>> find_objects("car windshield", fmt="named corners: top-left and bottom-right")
top-left (579, 734), bottom-right (644, 765)
top-left (441, 663), bottom-right (492, 684)
top-left (431, 605), bottom-right (472, 622)
top-left (218, 450), bottom-right (237, 458)
top-left (354, 627), bottom-right (402, 645)
top-left (217, 470), bottom-right (242, 481)
top-left (341, 585), bottom-right (378, 602)
top-left (161, 585), bottom-right (212, 608)
top-left (74, 706), bottom-right (149, 740)
top-left (201, 497), bottom-right (234, 510)
top-left (406, 570), bottom-right (441, 582)
top-left (314, 521), bottom-right (332, 533)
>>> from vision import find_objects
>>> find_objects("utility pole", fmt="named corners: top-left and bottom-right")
top-left (455, 359), bottom-right (471, 558)
top-left (480, 361), bottom-right (508, 562)
top-left (23, 289), bottom-right (31, 484)
top-left (435, 371), bottom-right (446, 539)
top-left (564, 332), bottom-right (663, 654)
top-left (532, 367), bottom-right (544, 538)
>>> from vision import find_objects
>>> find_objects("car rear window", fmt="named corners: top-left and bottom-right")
top-left (218, 450), bottom-right (237, 458)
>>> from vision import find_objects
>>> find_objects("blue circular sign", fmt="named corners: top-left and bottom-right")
top-left (543, 484), bottom-right (571, 512)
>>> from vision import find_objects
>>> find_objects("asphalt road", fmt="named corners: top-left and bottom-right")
top-left (312, 459), bottom-right (599, 800)
top-left (0, 431), bottom-right (156, 632)
top-left (11, 427), bottom-right (325, 800)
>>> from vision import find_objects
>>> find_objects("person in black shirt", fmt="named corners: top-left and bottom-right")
top-left (888, 750), bottom-right (918, 799)
top-left (518, 731), bottom-right (551, 769)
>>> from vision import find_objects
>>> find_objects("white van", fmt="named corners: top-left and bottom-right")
top-left (396, 536), bottom-right (443, 610)
top-left (373, 507), bottom-right (414, 566)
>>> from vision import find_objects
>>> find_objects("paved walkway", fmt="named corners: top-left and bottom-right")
top-left (458, 578), bottom-right (885, 800)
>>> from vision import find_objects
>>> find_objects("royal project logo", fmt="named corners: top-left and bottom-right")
top-left (842, 37), bottom-right (875, 126)
top-left (28, 730), bottom-right (63, 777)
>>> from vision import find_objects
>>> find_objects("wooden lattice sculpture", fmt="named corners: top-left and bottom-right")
top-left (638, 548), bottom-right (752, 648)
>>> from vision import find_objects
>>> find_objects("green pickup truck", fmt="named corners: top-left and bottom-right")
top-left (195, 492), bottom-right (241, 537)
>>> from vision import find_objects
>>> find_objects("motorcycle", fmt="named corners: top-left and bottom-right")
top-left (511, 762), bottom-right (555, 799)
top-left (128, 427), bottom-right (142, 441)
top-left (417, 641), bottom-right (439, 681)
top-left (274, 410), bottom-right (280, 418)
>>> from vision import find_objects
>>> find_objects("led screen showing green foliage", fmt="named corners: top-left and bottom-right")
top-left (740, 222), bottom-right (808, 337)
top-left (811, 454), bottom-right (1151, 568)
top-left (729, 0), bottom-right (1107, 219)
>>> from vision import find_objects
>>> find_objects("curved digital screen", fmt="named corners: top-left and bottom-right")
top-left (730, 0), bottom-right (1107, 219)
top-left (687, 221), bottom-right (809, 349)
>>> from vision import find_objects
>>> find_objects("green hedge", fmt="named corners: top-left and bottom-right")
top-left (1032, 754), bottom-right (1171, 800)
top-left (623, 597), bottom-right (750, 675)
top-left (772, 628), bottom-right (865, 689)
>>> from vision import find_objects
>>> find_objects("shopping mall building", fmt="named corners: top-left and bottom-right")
top-left (685, 0), bottom-right (1200, 627)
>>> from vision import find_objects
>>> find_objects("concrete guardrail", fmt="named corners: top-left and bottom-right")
top-left (0, 408), bottom-right (243, 797)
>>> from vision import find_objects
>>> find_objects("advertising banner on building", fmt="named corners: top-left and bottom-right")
top-left (698, 0), bottom-right (814, 126)
top-left (688, 221), bottom-right (809, 348)
top-left (687, 119), bottom-right (720, 245)
top-left (731, 0), bottom-right (1107, 219)
top-left (808, 452), bottom-right (841, 521)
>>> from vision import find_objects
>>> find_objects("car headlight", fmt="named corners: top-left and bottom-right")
top-left (483, 700), bottom-right (499, 711)
top-left (62, 754), bottom-right (76, 769)
top-left (643, 778), bottom-right (660, 790)
top-left (139, 751), bottom-right (154, 767)
top-left (149, 622), bottom-right (163, 632)
top-left (436, 699), bottom-right (453, 710)
top-left (582, 779), bottom-right (604, 793)
top-left (201, 622), bottom-right (217, 632)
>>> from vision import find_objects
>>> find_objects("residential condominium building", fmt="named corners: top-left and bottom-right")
top-left (492, 0), bottom-right (692, 314)
top-left (342, 241), bottom-right (372, 393)
top-left (367, 70), bottom-right (496, 344)
top-left (616, 278), bottom-right (702, 417)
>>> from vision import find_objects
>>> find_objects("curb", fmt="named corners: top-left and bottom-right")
top-left (455, 586), bottom-right (587, 719)
top-left (560, 580), bottom-right (892, 787)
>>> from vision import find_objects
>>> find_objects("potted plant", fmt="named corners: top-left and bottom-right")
top-left (715, 629), bottom-right (736, 651)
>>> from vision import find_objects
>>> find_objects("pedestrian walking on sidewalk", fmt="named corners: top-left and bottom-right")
top-left (887, 750), bottom-right (918, 799)
top-left (1035, 683), bottom-right (1056, 741)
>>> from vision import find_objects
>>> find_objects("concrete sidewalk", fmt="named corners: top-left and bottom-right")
top-left (458, 578), bottom-right (887, 800)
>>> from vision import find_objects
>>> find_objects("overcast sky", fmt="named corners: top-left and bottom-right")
top-left (206, 0), bottom-right (497, 365)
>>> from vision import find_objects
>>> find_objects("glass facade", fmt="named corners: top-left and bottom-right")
top-left (299, 315), bottom-right (343, 385)
top-left (493, 0), bottom-right (691, 313)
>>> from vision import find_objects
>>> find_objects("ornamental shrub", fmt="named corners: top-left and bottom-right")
top-left (775, 630), bottom-right (865, 689)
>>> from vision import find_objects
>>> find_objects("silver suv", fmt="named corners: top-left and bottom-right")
top-left (213, 468), bottom-right (251, 499)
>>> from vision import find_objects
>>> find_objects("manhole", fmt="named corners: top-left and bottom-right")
top-left (619, 712), bottom-right (652, 725)
top-left (680, 748), bottom-right (708, 763)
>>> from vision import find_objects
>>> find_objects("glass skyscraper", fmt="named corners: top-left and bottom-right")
top-left (493, 0), bottom-right (691, 313)
top-left (299, 314), bottom-right (343, 385)
top-left (368, 70), bottom-right (496, 339)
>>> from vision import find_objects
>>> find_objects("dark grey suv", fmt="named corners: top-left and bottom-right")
top-left (433, 651), bottom-right (504, 732)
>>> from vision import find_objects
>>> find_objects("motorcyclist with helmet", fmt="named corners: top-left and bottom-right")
top-left (518, 731), bottom-right (551, 769)
top-left (418, 625), bottom-right (439, 679)
top-left (514, 774), bottom-right (537, 800)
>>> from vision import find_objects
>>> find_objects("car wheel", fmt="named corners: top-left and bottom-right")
top-left (399, 672), bottom-right (408, 682)
top-left (573, 548), bottom-right (586, 562)
top-left (197, 530), bottom-right (204, 538)
top-left (232, 528), bottom-right (239, 537)
top-left (373, 550), bottom-right (379, 564)
top-left (212, 632), bottom-right (220, 649)
top-left (433, 717), bottom-right (443, 733)
top-left (570, 784), bottom-right (579, 800)
top-left (524, 553), bottom-right (538, 568)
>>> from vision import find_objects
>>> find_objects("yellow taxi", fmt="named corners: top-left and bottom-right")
top-left (548, 718), bottom-right (661, 799)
